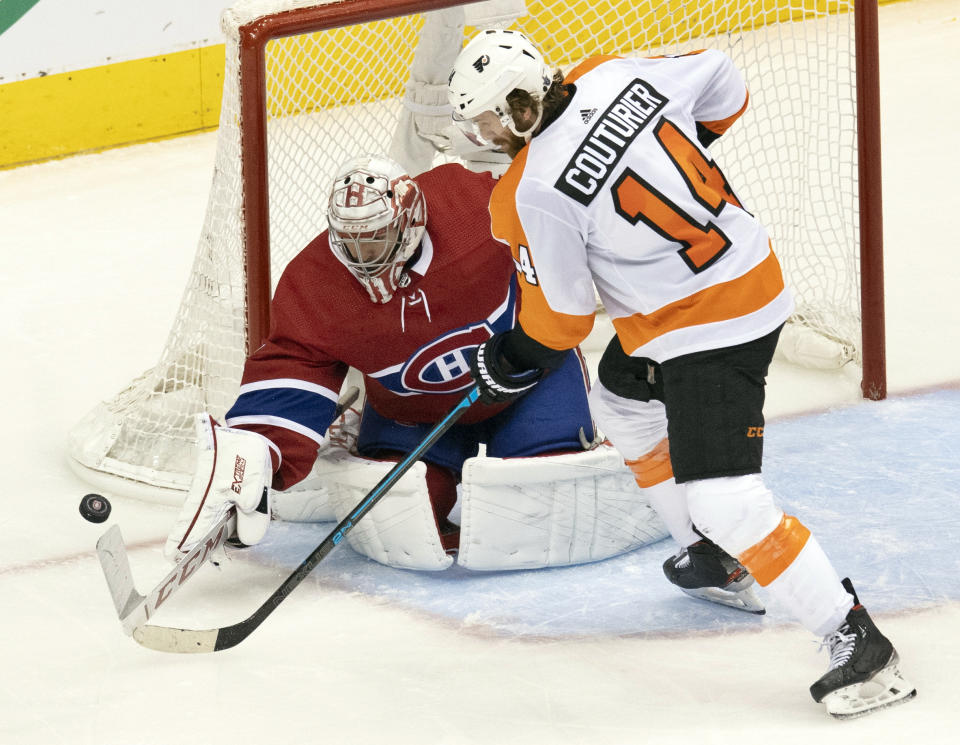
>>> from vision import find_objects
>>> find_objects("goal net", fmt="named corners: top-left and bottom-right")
top-left (68, 0), bottom-right (882, 499)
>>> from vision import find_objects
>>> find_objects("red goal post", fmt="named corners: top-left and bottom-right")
top-left (68, 0), bottom-right (884, 499)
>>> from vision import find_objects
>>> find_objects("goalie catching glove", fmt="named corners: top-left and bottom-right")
top-left (164, 414), bottom-right (275, 562)
top-left (470, 333), bottom-right (543, 404)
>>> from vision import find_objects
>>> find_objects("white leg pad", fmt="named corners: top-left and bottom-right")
top-left (273, 406), bottom-right (360, 523)
top-left (273, 457), bottom-right (339, 523)
top-left (290, 445), bottom-right (451, 570)
top-left (457, 444), bottom-right (668, 570)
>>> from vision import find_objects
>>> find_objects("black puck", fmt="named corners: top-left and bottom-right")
top-left (79, 493), bottom-right (112, 523)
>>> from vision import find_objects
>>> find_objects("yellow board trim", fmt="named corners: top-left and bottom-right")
top-left (0, 0), bottom-right (900, 169)
top-left (0, 45), bottom-right (224, 169)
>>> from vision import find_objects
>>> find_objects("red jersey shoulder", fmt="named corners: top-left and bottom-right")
top-left (416, 164), bottom-right (498, 250)
top-left (270, 230), bottom-right (370, 333)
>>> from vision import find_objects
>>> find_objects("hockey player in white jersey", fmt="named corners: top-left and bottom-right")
top-left (448, 29), bottom-right (915, 718)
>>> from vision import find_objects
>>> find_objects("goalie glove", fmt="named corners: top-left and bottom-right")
top-left (470, 332), bottom-right (543, 405)
top-left (164, 414), bottom-right (275, 562)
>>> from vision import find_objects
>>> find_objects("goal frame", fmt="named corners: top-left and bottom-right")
top-left (236, 0), bottom-right (885, 399)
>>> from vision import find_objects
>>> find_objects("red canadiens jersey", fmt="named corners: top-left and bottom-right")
top-left (224, 163), bottom-right (517, 489)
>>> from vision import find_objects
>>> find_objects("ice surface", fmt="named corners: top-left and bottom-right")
top-left (1, 1), bottom-right (959, 743)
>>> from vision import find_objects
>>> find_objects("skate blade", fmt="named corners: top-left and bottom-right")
top-left (680, 585), bottom-right (766, 615)
top-left (823, 659), bottom-right (917, 719)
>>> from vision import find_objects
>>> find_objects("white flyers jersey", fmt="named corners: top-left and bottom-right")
top-left (489, 50), bottom-right (794, 362)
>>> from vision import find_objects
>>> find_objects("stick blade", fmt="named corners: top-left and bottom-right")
top-left (96, 524), bottom-right (144, 619)
top-left (133, 625), bottom-right (219, 654)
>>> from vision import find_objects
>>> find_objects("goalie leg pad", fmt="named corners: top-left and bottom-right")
top-left (164, 414), bottom-right (274, 561)
top-left (457, 444), bottom-right (668, 571)
top-left (312, 448), bottom-right (453, 571)
top-left (272, 406), bottom-right (362, 523)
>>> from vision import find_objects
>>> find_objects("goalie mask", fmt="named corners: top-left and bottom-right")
top-left (327, 155), bottom-right (427, 304)
top-left (447, 29), bottom-right (552, 149)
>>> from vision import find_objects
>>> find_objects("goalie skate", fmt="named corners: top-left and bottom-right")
top-left (663, 539), bottom-right (765, 615)
top-left (811, 578), bottom-right (916, 719)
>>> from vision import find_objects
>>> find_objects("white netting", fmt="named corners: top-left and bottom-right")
top-left (68, 0), bottom-right (864, 497)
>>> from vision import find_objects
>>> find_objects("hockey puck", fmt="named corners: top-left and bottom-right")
top-left (79, 493), bottom-right (112, 523)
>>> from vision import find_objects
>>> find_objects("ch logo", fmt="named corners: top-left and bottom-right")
top-left (473, 54), bottom-right (491, 73)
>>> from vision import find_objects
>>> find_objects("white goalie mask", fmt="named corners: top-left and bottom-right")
top-left (447, 29), bottom-right (552, 148)
top-left (327, 155), bottom-right (427, 304)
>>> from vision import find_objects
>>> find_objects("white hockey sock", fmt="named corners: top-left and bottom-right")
top-left (641, 478), bottom-right (700, 548)
top-left (762, 535), bottom-right (854, 636)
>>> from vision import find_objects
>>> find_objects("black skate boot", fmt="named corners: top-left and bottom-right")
top-left (662, 538), bottom-right (764, 614)
top-left (810, 578), bottom-right (916, 719)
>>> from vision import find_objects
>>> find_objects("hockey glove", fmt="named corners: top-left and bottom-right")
top-left (164, 414), bottom-right (274, 562)
top-left (470, 332), bottom-right (543, 405)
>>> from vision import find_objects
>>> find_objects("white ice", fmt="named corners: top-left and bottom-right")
top-left (2, 1), bottom-right (959, 743)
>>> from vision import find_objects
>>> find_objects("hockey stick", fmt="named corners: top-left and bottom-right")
top-left (97, 511), bottom-right (236, 634)
top-left (132, 386), bottom-right (480, 654)
top-left (96, 386), bottom-right (362, 637)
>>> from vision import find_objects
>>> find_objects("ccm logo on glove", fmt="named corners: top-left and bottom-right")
top-left (231, 455), bottom-right (247, 494)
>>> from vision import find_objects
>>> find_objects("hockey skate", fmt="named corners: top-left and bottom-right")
top-left (662, 539), bottom-right (765, 614)
top-left (810, 578), bottom-right (916, 719)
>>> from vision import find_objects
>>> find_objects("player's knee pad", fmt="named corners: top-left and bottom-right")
top-left (457, 444), bottom-right (668, 570)
top-left (685, 474), bottom-right (783, 556)
top-left (588, 382), bottom-right (668, 460)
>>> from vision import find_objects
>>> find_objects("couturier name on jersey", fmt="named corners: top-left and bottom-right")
top-left (555, 79), bottom-right (667, 206)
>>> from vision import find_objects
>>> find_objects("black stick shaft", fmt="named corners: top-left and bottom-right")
top-left (212, 386), bottom-right (480, 650)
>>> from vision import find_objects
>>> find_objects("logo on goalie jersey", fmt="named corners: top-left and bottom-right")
top-left (397, 323), bottom-right (495, 394)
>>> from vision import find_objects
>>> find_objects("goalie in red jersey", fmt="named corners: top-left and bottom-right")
top-left (165, 154), bottom-right (666, 572)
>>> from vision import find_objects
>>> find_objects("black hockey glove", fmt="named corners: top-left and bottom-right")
top-left (470, 332), bottom-right (544, 405)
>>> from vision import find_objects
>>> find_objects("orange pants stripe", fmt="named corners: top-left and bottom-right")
top-left (625, 438), bottom-right (673, 487)
top-left (737, 514), bottom-right (811, 586)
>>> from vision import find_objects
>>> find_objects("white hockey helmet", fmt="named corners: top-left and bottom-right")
top-left (327, 154), bottom-right (427, 304)
top-left (447, 29), bottom-right (552, 145)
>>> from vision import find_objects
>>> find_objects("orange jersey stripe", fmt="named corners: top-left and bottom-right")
top-left (611, 246), bottom-right (785, 355)
top-left (738, 514), bottom-right (811, 586)
top-left (491, 148), bottom-right (596, 350)
top-left (565, 55), bottom-right (622, 84)
top-left (625, 438), bottom-right (673, 487)
top-left (699, 90), bottom-right (750, 137)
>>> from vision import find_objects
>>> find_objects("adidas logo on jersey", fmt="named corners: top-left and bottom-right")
top-left (556, 79), bottom-right (668, 206)
top-left (580, 108), bottom-right (597, 124)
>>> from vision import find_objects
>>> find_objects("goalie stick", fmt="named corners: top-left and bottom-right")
top-left (97, 510), bottom-right (236, 634)
top-left (132, 385), bottom-right (480, 654)
top-left (96, 386), bottom-right (361, 637)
